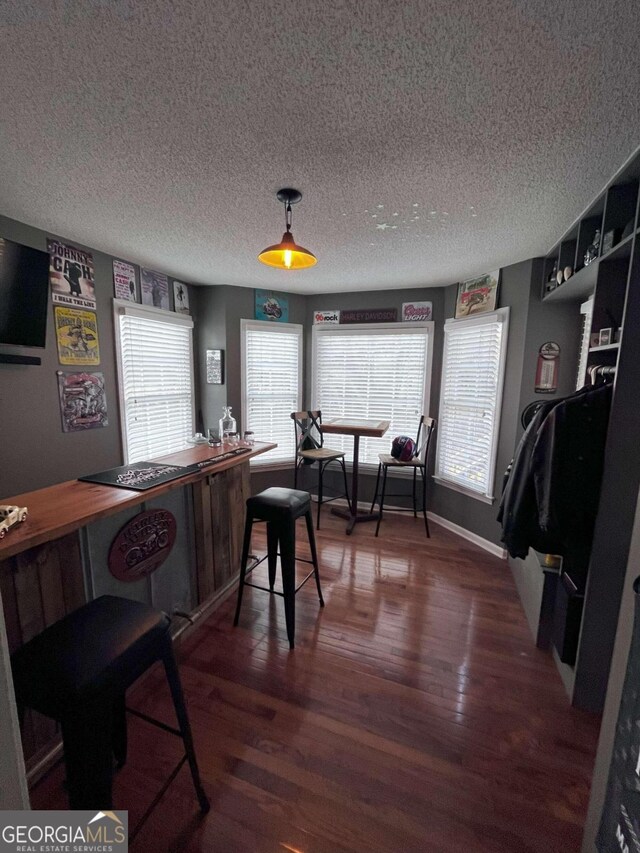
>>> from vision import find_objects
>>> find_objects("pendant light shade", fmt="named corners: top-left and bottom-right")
top-left (258, 188), bottom-right (317, 270)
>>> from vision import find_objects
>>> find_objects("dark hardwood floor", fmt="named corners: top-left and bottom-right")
top-left (31, 513), bottom-right (600, 852)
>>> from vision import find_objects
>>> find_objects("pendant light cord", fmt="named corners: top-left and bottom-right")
top-left (285, 201), bottom-right (292, 233)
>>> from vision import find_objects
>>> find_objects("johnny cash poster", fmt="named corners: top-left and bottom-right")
top-left (48, 239), bottom-right (96, 310)
top-left (113, 259), bottom-right (137, 301)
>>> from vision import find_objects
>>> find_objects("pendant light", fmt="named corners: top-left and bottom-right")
top-left (258, 188), bottom-right (317, 270)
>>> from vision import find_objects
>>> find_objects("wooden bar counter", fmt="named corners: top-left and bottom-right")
top-left (0, 441), bottom-right (274, 770)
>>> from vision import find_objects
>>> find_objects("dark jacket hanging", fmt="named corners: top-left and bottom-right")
top-left (497, 399), bottom-right (563, 559)
top-left (532, 382), bottom-right (613, 554)
top-left (498, 383), bottom-right (613, 560)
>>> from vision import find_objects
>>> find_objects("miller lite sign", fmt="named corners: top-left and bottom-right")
top-left (402, 301), bottom-right (433, 321)
top-left (313, 310), bottom-right (340, 325)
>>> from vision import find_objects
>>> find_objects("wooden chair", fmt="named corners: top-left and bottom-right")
top-left (370, 416), bottom-right (436, 537)
top-left (291, 410), bottom-right (351, 529)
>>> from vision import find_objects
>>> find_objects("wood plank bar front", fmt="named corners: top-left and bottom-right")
top-left (0, 441), bottom-right (275, 768)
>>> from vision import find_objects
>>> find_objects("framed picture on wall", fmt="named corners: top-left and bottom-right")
top-left (173, 281), bottom-right (190, 314)
top-left (206, 349), bottom-right (224, 384)
top-left (140, 268), bottom-right (169, 310)
top-left (455, 270), bottom-right (500, 319)
top-left (255, 289), bottom-right (289, 322)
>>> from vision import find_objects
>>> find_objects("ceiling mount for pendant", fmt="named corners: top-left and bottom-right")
top-left (258, 187), bottom-right (317, 270)
top-left (276, 188), bottom-right (302, 206)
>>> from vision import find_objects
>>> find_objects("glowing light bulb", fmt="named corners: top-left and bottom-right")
top-left (283, 249), bottom-right (293, 269)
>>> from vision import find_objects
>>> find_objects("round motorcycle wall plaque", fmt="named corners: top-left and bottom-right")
top-left (108, 508), bottom-right (177, 582)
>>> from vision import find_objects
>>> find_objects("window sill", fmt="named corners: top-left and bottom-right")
top-left (250, 459), bottom-right (294, 472)
top-left (432, 476), bottom-right (495, 505)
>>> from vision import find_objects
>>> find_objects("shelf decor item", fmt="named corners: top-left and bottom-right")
top-left (564, 266), bottom-right (573, 281)
top-left (455, 270), bottom-right (500, 318)
top-left (599, 328), bottom-right (613, 346)
top-left (621, 218), bottom-right (634, 240)
top-left (584, 229), bottom-right (601, 266)
top-left (602, 230), bottom-right (617, 254)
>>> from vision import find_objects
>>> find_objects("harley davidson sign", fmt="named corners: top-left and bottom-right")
top-left (108, 509), bottom-right (177, 582)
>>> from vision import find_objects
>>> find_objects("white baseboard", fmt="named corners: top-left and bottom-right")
top-left (318, 496), bottom-right (507, 560)
top-left (426, 511), bottom-right (507, 560)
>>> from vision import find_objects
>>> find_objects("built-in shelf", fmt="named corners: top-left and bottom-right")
top-left (542, 231), bottom-right (636, 303)
top-left (543, 261), bottom-right (598, 302)
top-left (589, 342), bottom-right (620, 352)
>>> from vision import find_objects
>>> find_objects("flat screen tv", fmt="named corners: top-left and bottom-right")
top-left (0, 237), bottom-right (50, 348)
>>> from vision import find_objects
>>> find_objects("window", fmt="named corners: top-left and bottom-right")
top-left (114, 300), bottom-right (195, 463)
top-left (311, 322), bottom-right (434, 466)
top-left (435, 308), bottom-right (509, 501)
top-left (241, 320), bottom-right (303, 466)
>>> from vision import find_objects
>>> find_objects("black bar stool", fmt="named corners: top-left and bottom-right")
top-left (11, 595), bottom-right (209, 832)
top-left (233, 487), bottom-right (324, 648)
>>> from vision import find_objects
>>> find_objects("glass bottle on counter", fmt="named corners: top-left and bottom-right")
top-left (219, 406), bottom-right (237, 445)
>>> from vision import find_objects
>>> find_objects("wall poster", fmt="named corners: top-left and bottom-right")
top-left (340, 308), bottom-right (397, 323)
top-left (57, 371), bottom-right (108, 432)
top-left (173, 281), bottom-right (190, 314)
top-left (313, 310), bottom-right (340, 325)
top-left (48, 239), bottom-right (96, 310)
top-left (140, 268), bottom-right (169, 310)
top-left (455, 270), bottom-right (500, 318)
top-left (402, 301), bottom-right (432, 321)
top-left (113, 259), bottom-right (137, 301)
top-left (54, 306), bottom-right (100, 365)
top-left (255, 289), bottom-right (289, 322)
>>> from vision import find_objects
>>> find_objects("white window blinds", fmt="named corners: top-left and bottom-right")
top-left (241, 321), bottom-right (302, 465)
top-left (435, 309), bottom-right (509, 499)
top-left (312, 323), bottom-right (433, 465)
top-left (114, 301), bottom-right (194, 464)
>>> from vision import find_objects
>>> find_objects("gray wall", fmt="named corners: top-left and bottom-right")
top-left (427, 259), bottom-right (581, 546)
top-left (427, 260), bottom-right (533, 544)
top-left (515, 257), bottom-right (581, 443)
top-left (0, 215), bottom-right (123, 497)
top-left (0, 213), bottom-right (190, 498)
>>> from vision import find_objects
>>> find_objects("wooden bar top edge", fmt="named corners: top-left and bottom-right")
top-left (0, 442), bottom-right (276, 560)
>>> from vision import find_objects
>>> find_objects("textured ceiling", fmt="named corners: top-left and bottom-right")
top-left (1, 0), bottom-right (639, 294)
